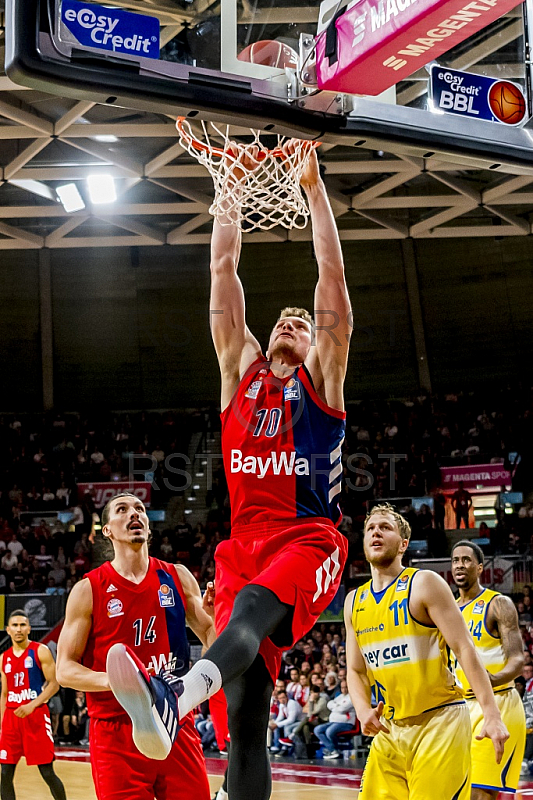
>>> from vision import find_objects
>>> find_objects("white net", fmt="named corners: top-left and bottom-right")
top-left (176, 118), bottom-right (317, 232)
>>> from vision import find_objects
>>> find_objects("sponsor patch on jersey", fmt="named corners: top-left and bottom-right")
top-left (473, 599), bottom-right (485, 614)
top-left (359, 589), bottom-right (368, 602)
top-left (4, 663), bottom-right (11, 674)
top-left (245, 380), bottom-right (262, 399)
top-left (396, 575), bottom-right (409, 592)
top-left (0, 751), bottom-right (6, 760)
top-left (283, 378), bottom-right (300, 401)
top-left (24, 656), bottom-right (33, 669)
top-left (107, 583), bottom-right (118, 592)
top-left (158, 584), bottom-right (175, 608)
top-left (107, 597), bottom-right (124, 618)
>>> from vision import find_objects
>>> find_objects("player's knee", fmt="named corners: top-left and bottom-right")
top-left (231, 585), bottom-right (287, 635)
top-left (1, 764), bottom-right (16, 780)
top-left (37, 763), bottom-right (55, 781)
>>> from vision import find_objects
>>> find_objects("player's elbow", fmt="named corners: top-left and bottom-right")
top-left (55, 661), bottom-right (72, 688)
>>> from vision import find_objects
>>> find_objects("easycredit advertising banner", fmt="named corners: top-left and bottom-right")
top-left (440, 464), bottom-right (511, 490)
top-left (60, 0), bottom-right (160, 59)
top-left (77, 481), bottom-right (152, 508)
top-left (316, 0), bottom-right (523, 95)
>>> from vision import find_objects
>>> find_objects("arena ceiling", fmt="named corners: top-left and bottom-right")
top-left (1, 1), bottom-right (533, 249)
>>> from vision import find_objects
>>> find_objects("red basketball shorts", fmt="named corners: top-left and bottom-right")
top-left (0, 706), bottom-right (55, 766)
top-left (214, 518), bottom-right (348, 682)
top-left (89, 712), bottom-right (210, 800)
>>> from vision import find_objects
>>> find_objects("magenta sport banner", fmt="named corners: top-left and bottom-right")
top-left (440, 463), bottom-right (511, 490)
top-left (316, 0), bottom-right (524, 95)
top-left (77, 481), bottom-right (152, 508)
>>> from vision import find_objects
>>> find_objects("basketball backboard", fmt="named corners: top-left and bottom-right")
top-left (5, 0), bottom-right (533, 171)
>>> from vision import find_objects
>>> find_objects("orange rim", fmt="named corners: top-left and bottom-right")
top-left (176, 117), bottom-right (319, 160)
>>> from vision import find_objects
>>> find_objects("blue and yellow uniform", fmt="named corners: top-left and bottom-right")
top-left (458, 588), bottom-right (525, 795)
top-left (352, 567), bottom-right (471, 800)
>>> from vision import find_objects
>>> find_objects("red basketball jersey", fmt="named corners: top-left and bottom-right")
top-left (3, 642), bottom-right (45, 709)
top-left (84, 558), bottom-right (190, 719)
top-left (221, 356), bottom-right (346, 528)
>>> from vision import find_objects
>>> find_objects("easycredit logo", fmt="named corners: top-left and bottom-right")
top-left (61, 0), bottom-right (160, 58)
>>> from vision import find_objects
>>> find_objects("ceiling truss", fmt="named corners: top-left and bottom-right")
top-left (1, 4), bottom-right (533, 249)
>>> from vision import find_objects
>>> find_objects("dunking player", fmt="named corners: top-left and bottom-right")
top-left (345, 504), bottom-right (509, 800)
top-left (56, 492), bottom-right (213, 800)
top-left (452, 540), bottom-right (525, 799)
top-left (0, 610), bottom-right (66, 800)
top-left (107, 143), bottom-right (351, 800)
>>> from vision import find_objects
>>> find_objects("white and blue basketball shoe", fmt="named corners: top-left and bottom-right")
top-left (106, 643), bottom-right (183, 760)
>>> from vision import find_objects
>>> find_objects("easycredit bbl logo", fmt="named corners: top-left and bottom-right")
top-left (430, 65), bottom-right (527, 126)
top-left (61, 0), bottom-right (160, 59)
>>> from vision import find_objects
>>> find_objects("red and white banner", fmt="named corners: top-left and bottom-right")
top-left (77, 481), bottom-right (152, 508)
top-left (316, 0), bottom-right (523, 95)
top-left (440, 463), bottom-right (511, 490)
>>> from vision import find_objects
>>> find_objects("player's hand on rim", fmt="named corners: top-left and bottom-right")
top-left (282, 139), bottom-right (320, 189)
top-left (359, 701), bottom-right (390, 737)
top-left (227, 144), bottom-right (262, 183)
top-left (476, 715), bottom-right (509, 763)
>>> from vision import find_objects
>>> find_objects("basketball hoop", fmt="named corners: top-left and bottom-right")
top-left (176, 117), bottom-right (319, 232)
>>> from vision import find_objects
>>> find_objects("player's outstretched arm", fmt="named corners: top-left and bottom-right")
top-left (56, 578), bottom-right (110, 692)
top-left (488, 594), bottom-right (524, 687)
top-left (344, 592), bottom-right (388, 737)
top-left (295, 145), bottom-right (351, 410)
top-left (412, 570), bottom-right (509, 762)
top-left (175, 565), bottom-right (216, 649)
top-left (210, 156), bottom-right (262, 410)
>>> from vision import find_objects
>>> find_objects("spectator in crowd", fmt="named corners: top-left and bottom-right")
top-left (69, 691), bottom-right (89, 745)
top-left (7, 535), bottom-right (23, 559)
top-left (268, 691), bottom-right (304, 753)
top-left (292, 685), bottom-right (331, 759)
top-left (452, 481), bottom-right (473, 529)
top-left (324, 672), bottom-right (340, 699)
top-left (286, 667), bottom-right (301, 699)
top-left (160, 535), bottom-right (173, 560)
top-left (313, 679), bottom-right (356, 759)
top-left (1, 549), bottom-right (18, 576)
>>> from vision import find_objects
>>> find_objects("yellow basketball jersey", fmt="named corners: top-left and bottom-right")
top-left (456, 587), bottom-right (514, 698)
top-left (352, 567), bottom-right (463, 721)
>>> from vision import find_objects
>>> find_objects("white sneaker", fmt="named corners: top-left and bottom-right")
top-left (323, 750), bottom-right (341, 759)
top-left (214, 789), bottom-right (228, 800)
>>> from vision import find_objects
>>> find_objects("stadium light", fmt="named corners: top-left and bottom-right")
top-left (56, 183), bottom-right (85, 212)
top-left (87, 174), bottom-right (116, 204)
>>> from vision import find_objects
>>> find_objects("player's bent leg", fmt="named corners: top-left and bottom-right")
top-left (200, 584), bottom-right (290, 684)
top-left (224, 653), bottom-right (274, 800)
top-left (0, 764), bottom-right (17, 800)
top-left (37, 763), bottom-right (67, 800)
top-left (107, 643), bottom-right (181, 760)
top-left (108, 585), bottom-right (289, 760)
top-left (468, 690), bottom-right (525, 797)
top-left (409, 703), bottom-right (471, 800)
